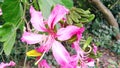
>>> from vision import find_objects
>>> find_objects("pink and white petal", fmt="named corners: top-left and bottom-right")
top-left (36, 35), bottom-right (54, 52)
top-left (36, 45), bottom-right (45, 53)
top-left (30, 6), bottom-right (46, 32)
top-left (92, 43), bottom-right (98, 55)
top-left (80, 62), bottom-right (88, 68)
top-left (21, 32), bottom-right (46, 44)
top-left (38, 59), bottom-right (50, 68)
top-left (86, 58), bottom-right (95, 67)
top-left (8, 61), bottom-right (16, 67)
top-left (52, 40), bottom-right (71, 66)
top-left (57, 25), bottom-right (84, 41)
top-left (0, 61), bottom-right (16, 68)
top-left (48, 4), bottom-right (69, 29)
top-left (77, 27), bottom-right (85, 40)
top-left (72, 41), bottom-right (84, 57)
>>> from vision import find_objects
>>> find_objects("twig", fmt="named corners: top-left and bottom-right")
top-left (23, 44), bottom-right (28, 68)
top-left (110, 0), bottom-right (120, 9)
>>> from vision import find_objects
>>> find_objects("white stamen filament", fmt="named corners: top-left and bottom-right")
top-left (35, 51), bottom-right (46, 65)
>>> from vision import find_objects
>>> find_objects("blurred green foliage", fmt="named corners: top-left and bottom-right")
top-left (74, 0), bottom-right (120, 54)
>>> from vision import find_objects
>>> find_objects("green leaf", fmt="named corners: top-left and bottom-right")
top-left (2, 0), bottom-right (23, 25)
top-left (83, 37), bottom-right (92, 50)
top-left (1, 0), bottom-right (23, 56)
top-left (38, 0), bottom-right (54, 19)
top-left (0, 24), bottom-right (13, 41)
top-left (38, 0), bottom-right (73, 19)
top-left (3, 31), bottom-right (16, 56)
top-left (0, 23), bottom-right (16, 56)
top-left (0, 0), bottom-right (4, 2)
top-left (61, 0), bottom-right (73, 9)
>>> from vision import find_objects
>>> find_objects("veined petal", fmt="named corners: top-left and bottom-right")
top-left (21, 32), bottom-right (47, 44)
top-left (52, 40), bottom-right (71, 66)
top-left (48, 4), bottom-right (69, 29)
top-left (30, 6), bottom-right (46, 31)
top-left (57, 25), bottom-right (84, 41)
top-left (26, 50), bottom-right (42, 57)
top-left (38, 59), bottom-right (50, 68)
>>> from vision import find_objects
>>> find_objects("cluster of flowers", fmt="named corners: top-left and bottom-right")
top-left (20, 4), bottom-right (97, 68)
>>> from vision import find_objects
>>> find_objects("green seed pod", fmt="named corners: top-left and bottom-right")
top-left (69, 12), bottom-right (79, 23)
top-left (66, 15), bottom-right (73, 24)
top-left (79, 18), bottom-right (89, 22)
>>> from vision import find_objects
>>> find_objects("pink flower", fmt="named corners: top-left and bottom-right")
top-left (0, 61), bottom-right (16, 68)
top-left (71, 41), bottom-right (95, 68)
top-left (21, 4), bottom-right (85, 67)
top-left (38, 59), bottom-right (50, 68)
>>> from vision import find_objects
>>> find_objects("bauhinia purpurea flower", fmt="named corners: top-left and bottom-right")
top-left (21, 4), bottom-right (96, 68)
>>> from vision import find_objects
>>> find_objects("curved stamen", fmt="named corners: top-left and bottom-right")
top-left (35, 51), bottom-right (46, 65)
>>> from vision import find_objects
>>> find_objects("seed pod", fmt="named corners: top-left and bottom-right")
top-left (79, 18), bottom-right (89, 22)
top-left (69, 12), bottom-right (79, 23)
top-left (66, 15), bottom-right (73, 24)
top-left (72, 11), bottom-right (81, 19)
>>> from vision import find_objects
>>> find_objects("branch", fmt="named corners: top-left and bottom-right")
top-left (88, 0), bottom-right (120, 40)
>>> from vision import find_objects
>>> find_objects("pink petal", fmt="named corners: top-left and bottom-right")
top-left (52, 40), bottom-right (71, 66)
top-left (36, 35), bottom-right (54, 52)
top-left (38, 59), bottom-right (50, 68)
top-left (72, 41), bottom-right (84, 57)
top-left (86, 58), bottom-right (95, 66)
top-left (30, 6), bottom-right (46, 32)
top-left (48, 4), bottom-right (69, 29)
top-left (80, 62), bottom-right (88, 68)
top-left (57, 25), bottom-right (84, 41)
top-left (0, 61), bottom-right (16, 68)
top-left (92, 43), bottom-right (98, 55)
top-left (21, 32), bottom-right (47, 44)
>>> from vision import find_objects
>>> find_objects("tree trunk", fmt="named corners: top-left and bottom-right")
top-left (88, 0), bottom-right (120, 40)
